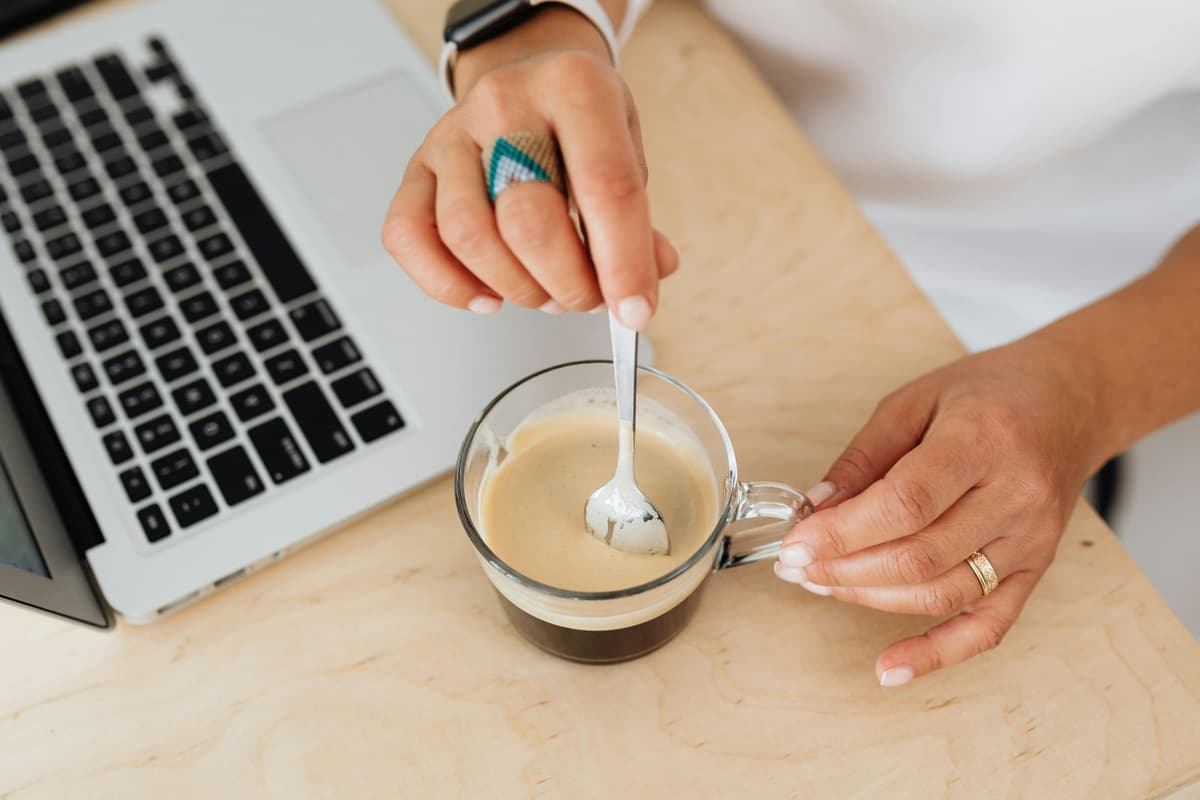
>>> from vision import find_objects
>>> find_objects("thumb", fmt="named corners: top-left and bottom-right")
top-left (810, 388), bottom-right (934, 509)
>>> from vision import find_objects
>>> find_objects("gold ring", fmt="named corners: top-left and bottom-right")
top-left (965, 550), bottom-right (999, 596)
top-left (482, 132), bottom-right (566, 202)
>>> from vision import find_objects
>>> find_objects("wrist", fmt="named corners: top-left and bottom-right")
top-left (453, 6), bottom-right (611, 97)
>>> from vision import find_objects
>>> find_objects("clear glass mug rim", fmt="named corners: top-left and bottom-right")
top-left (454, 359), bottom-right (743, 603)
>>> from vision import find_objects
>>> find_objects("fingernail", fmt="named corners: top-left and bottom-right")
top-left (800, 580), bottom-right (833, 596)
top-left (616, 295), bottom-right (652, 329)
top-left (539, 299), bottom-right (564, 314)
top-left (778, 543), bottom-right (814, 569)
top-left (773, 561), bottom-right (808, 585)
top-left (468, 296), bottom-right (502, 315)
top-left (804, 480), bottom-right (839, 508)
top-left (588, 303), bottom-right (607, 315)
top-left (879, 666), bottom-right (914, 688)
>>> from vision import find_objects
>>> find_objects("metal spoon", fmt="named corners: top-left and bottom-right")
top-left (584, 313), bottom-right (670, 555)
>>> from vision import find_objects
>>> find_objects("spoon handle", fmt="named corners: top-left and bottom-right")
top-left (608, 312), bottom-right (638, 429)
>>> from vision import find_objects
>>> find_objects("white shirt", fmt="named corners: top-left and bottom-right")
top-left (625, 0), bottom-right (1200, 349)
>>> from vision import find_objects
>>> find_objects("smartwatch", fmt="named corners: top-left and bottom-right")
top-left (439, 0), bottom-right (620, 104)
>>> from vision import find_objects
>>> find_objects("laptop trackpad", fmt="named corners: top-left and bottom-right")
top-left (261, 72), bottom-right (438, 271)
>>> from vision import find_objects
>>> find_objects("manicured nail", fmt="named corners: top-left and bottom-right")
top-left (468, 296), bottom-right (502, 315)
top-left (800, 580), bottom-right (833, 596)
top-left (805, 480), bottom-right (838, 508)
top-left (778, 543), bottom-right (814, 569)
top-left (588, 303), bottom-right (607, 314)
top-left (616, 295), bottom-right (652, 329)
top-left (773, 561), bottom-right (808, 584)
top-left (540, 299), bottom-right (564, 314)
top-left (879, 666), bottom-right (914, 688)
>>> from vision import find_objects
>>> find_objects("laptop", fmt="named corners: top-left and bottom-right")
top-left (0, 0), bottom-right (612, 627)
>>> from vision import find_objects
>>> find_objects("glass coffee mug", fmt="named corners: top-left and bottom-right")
top-left (455, 361), bottom-right (815, 663)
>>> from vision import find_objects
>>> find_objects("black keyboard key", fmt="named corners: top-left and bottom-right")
top-left (168, 484), bottom-right (217, 528)
top-left (138, 504), bottom-right (170, 542)
top-left (54, 151), bottom-right (86, 175)
top-left (229, 288), bottom-right (268, 321)
top-left (87, 318), bottom-right (128, 352)
top-left (132, 206), bottom-right (168, 234)
top-left (282, 382), bottom-right (353, 464)
top-left (172, 377), bottom-right (216, 416)
top-left (102, 350), bottom-right (145, 385)
top-left (155, 346), bottom-right (198, 382)
top-left (248, 417), bottom-right (309, 484)
top-left (81, 203), bottom-right (115, 229)
top-left (70, 362), bottom-right (98, 393)
top-left (57, 330), bottom-right (82, 360)
top-left (187, 133), bottom-right (226, 162)
top-left (247, 318), bottom-right (288, 353)
top-left (103, 430), bottom-right (133, 464)
top-left (213, 259), bottom-right (251, 290)
top-left (31, 104), bottom-right (60, 125)
top-left (166, 178), bottom-right (199, 204)
top-left (207, 164), bottom-right (316, 302)
top-left (16, 79), bottom-right (47, 101)
top-left (124, 285), bottom-right (164, 317)
top-left (264, 348), bottom-right (307, 385)
top-left (177, 83), bottom-right (195, 101)
top-left (151, 448), bottom-right (198, 491)
top-left (180, 291), bottom-right (218, 322)
top-left (60, 261), bottom-right (98, 290)
top-left (313, 339), bottom-right (362, 376)
top-left (2, 210), bottom-right (20, 232)
top-left (162, 262), bottom-right (201, 292)
top-left (29, 269), bottom-right (52, 294)
top-left (78, 107), bottom-right (108, 128)
top-left (119, 180), bottom-right (152, 206)
top-left (134, 414), bottom-right (180, 455)
top-left (331, 368), bottom-right (383, 408)
top-left (45, 232), bottom-right (82, 261)
top-left (104, 156), bottom-right (136, 180)
top-left (91, 131), bottom-right (122, 153)
top-left (8, 152), bottom-right (39, 177)
top-left (140, 316), bottom-right (181, 349)
top-left (153, 154), bottom-right (185, 179)
top-left (181, 205), bottom-right (215, 232)
top-left (73, 287), bottom-right (112, 320)
top-left (145, 62), bottom-right (175, 83)
top-left (68, 176), bottom-right (101, 201)
top-left (172, 108), bottom-right (208, 131)
top-left (289, 299), bottom-right (340, 342)
top-left (42, 127), bottom-right (73, 150)
top-left (56, 67), bottom-right (94, 103)
top-left (189, 411), bottom-right (234, 451)
top-left (20, 179), bottom-right (52, 204)
top-left (230, 383), bottom-right (274, 422)
top-left (351, 400), bottom-right (405, 443)
top-left (0, 94), bottom-right (11, 122)
top-left (14, 238), bottom-right (36, 263)
top-left (110, 257), bottom-right (146, 287)
top-left (196, 320), bottom-right (236, 355)
top-left (87, 395), bottom-right (115, 427)
top-left (124, 105), bottom-right (153, 126)
top-left (207, 446), bottom-right (265, 506)
top-left (41, 298), bottom-right (66, 326)
top-left (33, 205), bottom-right (67, 231)
top-left (119, 466), bottom-right (152, 503)
top-left (95, 230), bottom-right (132, 258)
top-left (147, 234), bottom-right (184, 263)
top-left (213, 351), bottom-right (254, 387)
top-left (0, 128), bottom-right (26, 151)
top-left (137, 129), bottom-right (169, 152)
top-left (196, 231), bottom-right (233, 260)
top-left (95, 54), bottom-right (139, 100)
top-left (118, 380), bottom-right (162, 419)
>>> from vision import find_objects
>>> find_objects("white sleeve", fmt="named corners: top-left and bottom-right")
top-left (619, 0), bottom-right (655, 45)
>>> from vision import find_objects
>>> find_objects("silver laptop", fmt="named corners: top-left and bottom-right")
top-left (0, 0), bottom-right (612, 626)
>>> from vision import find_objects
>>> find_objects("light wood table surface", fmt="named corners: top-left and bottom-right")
top-left (3, 2), bottom-right (1200, 798)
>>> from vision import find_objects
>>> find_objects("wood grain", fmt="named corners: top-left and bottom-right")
top-left (2, 1), bottom-right (1199, 798)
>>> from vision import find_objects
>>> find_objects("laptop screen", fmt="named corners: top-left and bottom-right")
top-left (0, 454), bottom-right (50, 577)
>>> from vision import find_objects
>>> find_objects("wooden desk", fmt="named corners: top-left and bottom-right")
top-left (4, 2), bottom-right (1200, 798)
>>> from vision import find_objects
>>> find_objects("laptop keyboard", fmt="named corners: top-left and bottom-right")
top-left (0, 35), bottom-right (405, 545)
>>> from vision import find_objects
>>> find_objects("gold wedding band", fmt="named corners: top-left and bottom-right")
top-left (482, 132), bottom-right (566, 201)
top-left (965, 550), bottom-right (999, 596)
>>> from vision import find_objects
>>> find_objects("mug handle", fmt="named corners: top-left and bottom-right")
top-left (716, 482), bottom-right (815, 569)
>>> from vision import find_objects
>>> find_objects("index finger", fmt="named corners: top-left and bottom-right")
top-left (537, 81), bottom-right (657, 329)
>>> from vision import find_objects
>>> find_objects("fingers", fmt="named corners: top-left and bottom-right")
top-left (875, 569), bottom-right (1039, 687)
top-left (781, 419), bottom-right (987, 562)
top-left (381, 159), bottom-right (500, 312)
top-left (654, 228), bottom-right (680, 279)
top-left (799, 489), bottom-right (999, 588)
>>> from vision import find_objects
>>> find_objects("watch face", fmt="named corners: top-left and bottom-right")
top-left (444, 0), bottom-right (535, 50)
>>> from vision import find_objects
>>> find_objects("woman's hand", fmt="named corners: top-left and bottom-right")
top-left (380, 8), bottom-right (677, 329)
top-left (776, 335), bottom-right (1111, 686)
